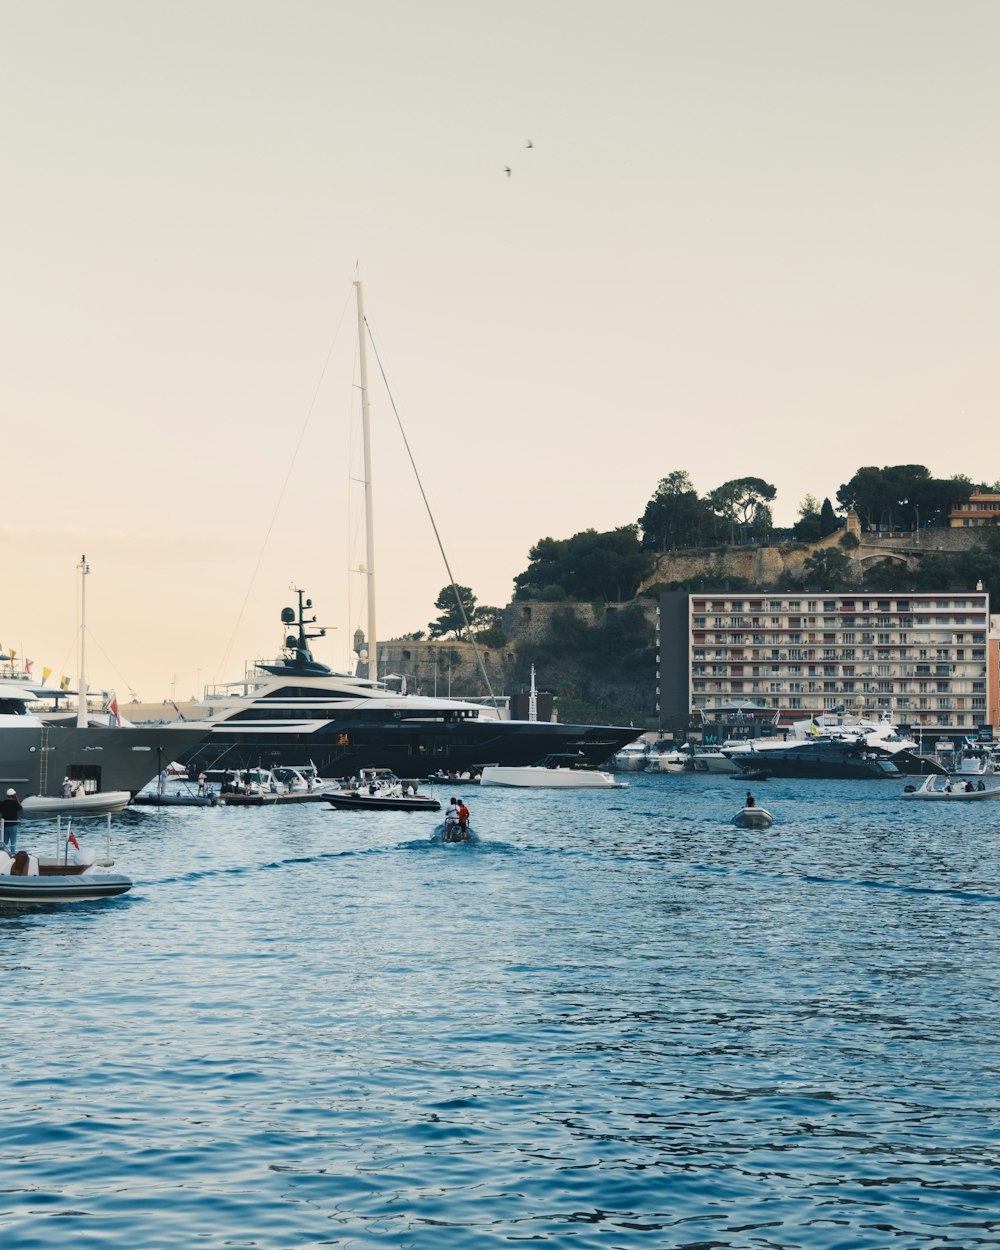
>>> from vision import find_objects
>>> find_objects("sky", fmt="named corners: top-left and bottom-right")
top-left (1, 1), bottom-right (998, 700)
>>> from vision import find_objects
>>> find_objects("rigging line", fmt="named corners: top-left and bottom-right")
top-left (82, 628), bottom-right (138, 699)
top-left (363, 318), bottom-right (499, 707)
top-left (215, 284), bottom-right (355, 683)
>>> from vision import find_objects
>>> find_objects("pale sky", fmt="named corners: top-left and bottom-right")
top-left (1, 1), bottom-right (998, 700)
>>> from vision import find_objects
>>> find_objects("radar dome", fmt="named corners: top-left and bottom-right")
top-left (285, 634), bottom-right (298, 649)
top-left (280, 607), bottom-right (295, 624)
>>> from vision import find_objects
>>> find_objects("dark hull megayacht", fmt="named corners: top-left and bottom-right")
top-left (178, 711), bottom-right (636, 779)
top-left (176, 592), bottom-right (638, 780)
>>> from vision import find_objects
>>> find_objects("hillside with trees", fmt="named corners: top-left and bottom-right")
top-left (396, 464), bottom-right (999, 726)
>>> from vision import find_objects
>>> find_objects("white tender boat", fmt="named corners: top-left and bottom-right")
top-left (902, 775), bottom-right (1000, 801)
top-left (732, 805), bottom-right (773, 829)
top-left (479, 754), bottom-right (626, 789)
top-left (21, 791), bottom-right (132, 818)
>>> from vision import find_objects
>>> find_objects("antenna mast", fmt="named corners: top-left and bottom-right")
top-left (354, 278), bottom-right (377, 682)
top-left (77, 554), bottom-right (90, 728)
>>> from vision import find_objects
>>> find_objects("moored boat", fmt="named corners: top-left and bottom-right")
top-left (479, 754), bottom-right (626, 789)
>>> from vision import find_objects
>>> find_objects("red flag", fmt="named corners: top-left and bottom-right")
top-left (109, 696), bottom-right (121, 728)
top-left (67, 832), bottom-right (80, 850)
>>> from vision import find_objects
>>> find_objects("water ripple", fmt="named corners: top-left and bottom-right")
top-left (1, 775), bottom-right (999, 1248)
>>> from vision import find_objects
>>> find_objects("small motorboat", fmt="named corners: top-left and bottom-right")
top-left (732, 805), bottom-right (774, 829)
top-left (328, 768), bottom-right (441, 812)
top-left (0, 849), bottom-right (131, 903)
top-left (902, 776), bottom-right (1000, 801)
top-left (20, 791), bottom-right (132, 818)
top-left (430, 823), bottom-right (480, 845)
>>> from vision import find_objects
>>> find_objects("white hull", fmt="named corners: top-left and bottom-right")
top-left (479, 765), bottom-right (625, 789)
top-left (21, 791), bottom-right (132, 818)
top-left (686, 753), bottom-right (738, 775)
top-left (733, 806), bottom-right (773, 828)
top-left (902, 778), bottom-right (1000, 801)
top-left (647, 753), bottom-right (688, 773)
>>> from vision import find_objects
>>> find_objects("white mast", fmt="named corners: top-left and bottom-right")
top-left (77, 554), bottom-right (90, 728)
top-left (354, 278), bottom-right (377, 682)
top-left (528, 664), bottom-right (538, 722)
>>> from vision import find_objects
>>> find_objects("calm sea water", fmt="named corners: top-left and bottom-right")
top-left (2, 772), bottom-right (999, 1249)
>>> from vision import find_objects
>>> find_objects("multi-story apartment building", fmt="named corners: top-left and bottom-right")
top-left (656, 591), bottom-right (996, 741)
top-left (950, 492), bottom-right (1000, 526)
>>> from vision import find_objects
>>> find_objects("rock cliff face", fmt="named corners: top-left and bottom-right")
top-left (639, 524), bottom-right (981, 589)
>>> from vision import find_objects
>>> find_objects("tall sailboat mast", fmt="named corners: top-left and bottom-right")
top-left (354, 278), bottom-right (377, 683)
top-left (77, 554), bottom-right (90, 728)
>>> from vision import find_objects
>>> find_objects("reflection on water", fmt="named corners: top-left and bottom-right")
top-left (1, 773), bottom-right (999, 1248)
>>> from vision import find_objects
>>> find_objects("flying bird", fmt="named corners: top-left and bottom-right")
top-left (526, 139), bottom-right (533, 149)
top-left (504, 166), bottom-right (511, 177)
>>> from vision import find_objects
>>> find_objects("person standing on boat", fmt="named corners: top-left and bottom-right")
top-left (0, 788), bottom-right (22, 853)
top-left (445, 797), bottom-right (460, 840)
top-left (457, 799), bottom-right (470, 839)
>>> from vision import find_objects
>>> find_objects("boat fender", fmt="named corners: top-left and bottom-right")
top-left (27, 856), bottom-right (39, 877)
top-left (0, 851), bottom-right (11, 875)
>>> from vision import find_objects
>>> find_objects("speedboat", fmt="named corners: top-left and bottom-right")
top-left (732, 805), bottom-right (773, 829)
top-left (479, 754), bottom-right (626, 788)
top-left (327, 768), bottom-right (441, 811)
top-left (902, 776), bottom-right (1000, 801)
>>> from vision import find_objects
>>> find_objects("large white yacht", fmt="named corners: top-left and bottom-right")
top-left (0, 670), bottom-right (208, 798)
top-left (176, 591), bottom-right (638, 780)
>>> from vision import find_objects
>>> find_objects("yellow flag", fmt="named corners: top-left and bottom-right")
top-left (42, 667), bottom-right (52, 684)
top-left (60, 675), bottom-right (70, 691)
